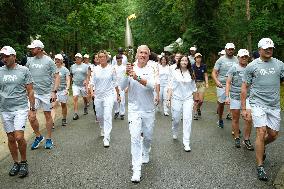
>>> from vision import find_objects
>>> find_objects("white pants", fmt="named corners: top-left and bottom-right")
top-left (128, 111), bottom-right (155, 171)
top-left (159, 86), bottom-right (169, 114)
top-left (94, 94), bottom-right (115, 141)
top-left (114, 90), bottom-right (125, 115)
top-left (171, 98), bottom-right (194, 146)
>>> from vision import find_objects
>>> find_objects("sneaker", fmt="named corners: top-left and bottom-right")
top-left (235, 138), bottom-right (241, 148)
top-left (131, 170), bottom-right (141, 183)
top-left (142, 153), bottom-right (149, 164)
top-left (243, 139), bottom-right (254, 151)
top-left (197, 109), bottom-right (201, 116)
top-left (45, 139), bottom-right (53, 149)
top-left (100, 129), bottom-right (104, 137)
top-left (257, 165), bottom-right (268, 181)
top-left (164, 112), bottom-right (169, 116)
top-left (193, 113), bottom-right (199, 120)
top-left (226, 113), bottom-right (232, 120)
top-left (184, 145), bottom-right (191, 152)
top-left (103, 139), bottom-right (110, 148)
top-left (73, 113), bottom-right (79, 120)
top-left (83, 107), bottom-right (88, 115)
top-left (114, 112), bottom-right (119, 119)
top-left (172, 134), bottom-right (177, 140)
top-left (18, 161), bottom-right (28, 178)
top-left (217, 120), bottom-right (224, 128)
top-left (9, 162), bottom-right (20, 176)
top-left (31, 135), bottom-right (44, 150)
top-left (120, 115), bottom-right (125, 120)
top-left (62, 119), bottom-right (67, 126)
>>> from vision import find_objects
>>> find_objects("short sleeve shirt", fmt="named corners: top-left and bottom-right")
top-left (26, 55), bottom-right (57, 95)
top-left (243, 57), bottom-right (284, 109)
top-left (70, 63), bottom-right (89, 87)
top-left (192, 63), bottom-right (207, 82)
top-left (57, 66), bottom-right (70, 91)
top-left (214, 55), bottom-right (238, 86)
top-left (0, 65), bottom-right (33, 112)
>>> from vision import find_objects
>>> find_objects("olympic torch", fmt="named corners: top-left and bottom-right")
top-left (125, 14), bottom-right (136, 63)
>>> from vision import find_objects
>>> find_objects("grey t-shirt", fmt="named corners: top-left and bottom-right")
top-left (214, 55), bottom-right (238, 86)
top-left (227, 64), bottom-right (249, 100)
top-left (0, 64), bottom-right (33, 112)
top-left (57, 66), bottom-right (70, 91)
top-left (70, 63), bottom-right (89, 86)
top-left (243, 57), bottom-right (284, 109)
top-left (26, 55), bottom-right (57, 95)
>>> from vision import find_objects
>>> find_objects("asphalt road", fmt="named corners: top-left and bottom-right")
top-left (0, 102), bottom-right (283, 189)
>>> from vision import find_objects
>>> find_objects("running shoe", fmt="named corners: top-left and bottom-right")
top-left (197, 109), bottom-right (201, 117)
top-left (172, 134), bottom-right (178, 140)
top-left (120, 115), bottom-right (125, 120)
top-left (131, 170), bottom-right (141, 183)
top-left (217, 120), bottom-right (224, 128)
top-left (18, 161), bottom-right (29, 178)
top-left (164, 112), bottom-right (169, 116)
top-left (193, 113), bottom-right (199, 120)
top-left (103, 139), bottom-right (110, 148)
top-left (62, 119), bottom-right (67, 126)
top-left (184, 145), bottom-right (191, 152)
top-left (257, 165), bottom-right (268, 181)
top-left (73, 113), bottom-right (79, 120)
top-left (235, 138), bottom-right (241, 148)
top-left (45, 139), bottom-right (53, 149)
top-left (83, 107), bottom-right (88, 115)
top-left (226, 113), bottom-right (232, 120)
top-left (31, 135), bottom-right (44, 150)
top-left (114, 112), bottom-right (119, 119)
top-left (243, 139), bottom-right (254, 151)
top-left (9, 162), bottom-right (20, 176)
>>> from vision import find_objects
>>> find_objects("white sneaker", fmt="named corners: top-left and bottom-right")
top-left (103, 139), bottom-right (110, 148)
top-left (172, 135), bottom-right (177, 140)
top-left (100, 129), bottom-right (104, 137)
top-left (131, 170), bottom-right (141, 183)
top-left (184, 145), bottom-right (191, 152)
top-left (142, 153), bottom-right (149, 164)
top-left (164, 112), bottom-right (169, 116)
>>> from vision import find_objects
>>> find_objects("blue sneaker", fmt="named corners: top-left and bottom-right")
top-left (217, 120), bottom-right (224, 128)
top-left (45, 139), bottom-right (53, 149)
top-left (31, 135), bottom-right (44, 150)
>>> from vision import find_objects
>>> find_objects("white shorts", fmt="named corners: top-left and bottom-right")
top-left (72, 85), bottom-right (87, 97)
top-left (35, 94), bottom-right (52, 112)
top-left (57, 90), bottom-right (68, 103)
top-left (1, 109), bottom-right (29, 133)
top-left (230, 99), bottom-right (251, 110)
top-left (251, 106), bottom-right (281, 131)
top-left (216, 87), bottom-right (226, 103)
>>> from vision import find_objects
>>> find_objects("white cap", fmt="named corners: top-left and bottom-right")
top-left (157, 55), bottom-right (162, 59)
top-left (194, 53), bottom-right (202, 58)
top-left (258, 38), bottom-right (274, 49)
top-left (225, 43), bottom-right (235, 49)
top-left (83, 54), bottom-right (89, 58)
top-left (190, 47), bottom-right (197, 51)
top-left (0, 46), bottom-right (16, 55)
top-left (237, 49), bottom-right (250, 57)
top-left (27, 40), bottom-right (44, 49)
top-left (54, 54), bottom-right (63, 60)
top-left (75, 53), bottom-right (82, 58)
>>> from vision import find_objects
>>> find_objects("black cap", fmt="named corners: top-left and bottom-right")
top-left (118, 47), bottom-right (124, 53)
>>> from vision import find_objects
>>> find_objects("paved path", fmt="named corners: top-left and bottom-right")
top-left (0, 102), bottom-right (283, 189)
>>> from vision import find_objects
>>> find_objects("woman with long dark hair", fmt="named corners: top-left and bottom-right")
top-left (167, 55), bottom-right (198, 152)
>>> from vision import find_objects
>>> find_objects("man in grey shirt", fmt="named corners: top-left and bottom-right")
top-left (241, 38), bottom-right (284, 181)
top-left (212, 43), bottom-right (238, 128)
top-left (0, 46), bottom-right (35, 178)
top-left (26, 40), bottom-right (60, 150)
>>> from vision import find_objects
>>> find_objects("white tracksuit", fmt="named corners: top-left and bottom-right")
top-left (113, 64), bottom-right (126, 116)
top-left (159, 64), bottom-right (170, 114)
top-left (168, 68), bottom-right (197, 147)
top-left (91, 64), bottom-right (118, 142)
top-left (121, 62), bottom-right (155, 172)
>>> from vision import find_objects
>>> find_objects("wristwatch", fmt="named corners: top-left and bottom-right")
top-left (30, 107), bottom-right (36, 111)
top-left (52, 90), bottom-right (57, 93)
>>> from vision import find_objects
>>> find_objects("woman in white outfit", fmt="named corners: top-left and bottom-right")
top-left (167, 55), bottom-right (197, 152)
top-left (121, 45), bottom-right (156, 183)
top-left (90, 50), bottom-right (120, 148)
top-left (158, 56), bottom-right (170, 116)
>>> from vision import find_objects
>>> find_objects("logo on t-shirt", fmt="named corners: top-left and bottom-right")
top-left (259, 68), bottom-right (275, 76)
top-left (3, 75), bottom-right (17, 82)
top-left (30, 64), bottom-right (44, 69)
